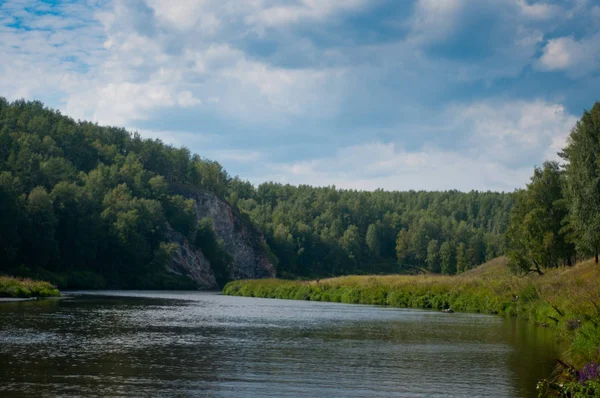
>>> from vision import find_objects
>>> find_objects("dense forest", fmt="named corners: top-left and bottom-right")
top-left (239, 187), bottom-right (512, 277)
top-left (0, 98), bottom-right (514, 288)
top-left (505, 102), bottom-right (600, 275)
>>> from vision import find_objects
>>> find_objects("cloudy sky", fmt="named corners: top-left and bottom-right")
top-left (1, 0), bottom-right (599, 191)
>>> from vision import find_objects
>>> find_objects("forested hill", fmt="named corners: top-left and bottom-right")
top-left (0, 98), bottom-right (513, 288)
top-left (239, 186), bottom-right (512, 277)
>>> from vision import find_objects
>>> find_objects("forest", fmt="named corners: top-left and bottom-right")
top-left (505, 102), bottom-right (600, 276)
top-left (0, 98), bottom-right (514, 287)
top-left (2, 97), bottom-right (598, 288)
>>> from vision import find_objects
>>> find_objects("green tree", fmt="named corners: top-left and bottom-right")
top-left (195, 217), bottom-right (232, 287)
top-left (395, 228), bottom-right (411, 264)
top-left (505, 162), bottom-right (574, 274)
top-left (427, 239), bottom-right (440, 273)
top-left (456, 243), bottom-right (467, 274)
top-left (561, 102), bottom-right (600, 263)
top-left (341, 225), bottom-right (361, 261)
top-left (24, 186), bottom-right (58, 268)
top-left (365, 223), bottom-right (380, 256)
top-left (0, 172), bottom-right (22, 269)
top-left (164, 195), bottom-right (196, 238)
top-left (440, 241), bottom-right (456, 275)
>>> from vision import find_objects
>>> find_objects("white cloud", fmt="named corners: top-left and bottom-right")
top-left (455, 100), bottom-right (577, 163)
top-left (147, 0), bottom-right (221, 33)
top-left (0, 0), bottom-right (348, 126)
top-left (177, 90), bottom-right (202, 107)
top-left (249, 99), bottom-right (578, 191)
top-left (245, 0), bottom-right (369, 28)
top-left (536, 34), bottom-right (600, 77)
top-left (408, 0), bottom-right (464, 45)
top-left (517, 0), bottom-right (562, 20)
top-left (0, 0), bottom-right (594, 193)
top-left (258, 142), bottom-right (532, 192)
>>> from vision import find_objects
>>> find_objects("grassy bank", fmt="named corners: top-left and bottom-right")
top-left (224, 257), bottom-right (600, 393)
top-left (0, 276), bottom-right (60, 298)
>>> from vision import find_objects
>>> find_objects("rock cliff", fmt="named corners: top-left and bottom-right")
top-left (192, 191), bottom-right (276, 280)
top-left (166, 189), bottom-right (275, 288)
top-left (166, 227), bottom-right (217, 289)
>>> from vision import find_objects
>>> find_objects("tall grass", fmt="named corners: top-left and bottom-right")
top-left (224, 257), bottom-right (600, 367)
top-left (0, 275), bottom-right (60, 298)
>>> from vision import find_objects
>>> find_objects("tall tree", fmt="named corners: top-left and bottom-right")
top-left (505, 161), bottom-right (574, 274)
top-left (456, 243), bottom-right (468, 274)
top-left (440, 241), bottom-right (455, 275)
top-left (561, 102), bottom-right (600, 263)
top-left (427, 239), bottom-right (440, 273)
top-left (365, 223), bottom-right (380, 256)
top-left (395, 228), bottom-right (411, 265)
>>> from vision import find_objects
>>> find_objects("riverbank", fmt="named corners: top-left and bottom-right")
top-left (224, 257), bottom-right (600, 393)
top-left (0, 276), bottom-right (60, 298)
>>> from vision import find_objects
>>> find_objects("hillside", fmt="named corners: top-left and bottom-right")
top-left (0, 98), bottom-right (513, 288)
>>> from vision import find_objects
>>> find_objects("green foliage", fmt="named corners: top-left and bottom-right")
top-left (561, 102), bottom-right (600, 262)
top-left (195, 217), bottom-right (233, 287)
top-left (440, 241), bottom-right (456, 275)
top-left (0, 275), bottom-right (59, 298)
top-left (239, 185), bottom-right (513, 277)
top-left (0, 98), bottom-right (516, 286)
top-left (456, 243), bottom-right (467, 274)
top-left (505, 161), bottom-right (575, 275)
top-left (365, 224), bottom-right (380, 256)
top-left (0, 98), bottom-right (239, 288)
top-left (427, 239), bottom-right (440, 273)
top-left (164, 195), bottom-right (196, 238)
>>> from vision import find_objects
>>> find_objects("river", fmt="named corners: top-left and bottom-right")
top-left (0, 291), bottom-right (560, 397)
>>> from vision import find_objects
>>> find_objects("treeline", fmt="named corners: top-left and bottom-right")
top-left (505, 102), bottom-right (600, 275)
top-left (0, 98), bottom-right (514, 288)
top-left (237, 186), bottom-right (512, 277)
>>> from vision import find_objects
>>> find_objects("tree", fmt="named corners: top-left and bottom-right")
top-left (561, 102), bottom-right (600, 263)
top-left (505, 162), bottom-right (574, 275)
top-left (341, 225), bottom-right (361, 261)
top-left (164, 195), bottom-right (196, 238)
top-left (0, 172), bottom-right (22, 269)
top-left (440, 241), bottom-right (455, 275)
top-left (24, 186), bottom-right (58, 268)
top-left (195, 217), bottom-right (232, 287)
top-left (427, 239), bottom-right (440, 273)
top-left (456, 243), bottom-right (467, 274)
top-left (0, 97), bottom-right (516, 285)
top-left (395, 228), bottom-right (411, 264)
top-left (365, 223), bottom-right (380, 256)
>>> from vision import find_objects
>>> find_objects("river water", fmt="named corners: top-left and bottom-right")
top-left (0, 291), bottom-right (559, 397)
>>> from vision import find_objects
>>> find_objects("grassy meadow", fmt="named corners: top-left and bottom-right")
top-left (0, 276), bottom-right (60, 298)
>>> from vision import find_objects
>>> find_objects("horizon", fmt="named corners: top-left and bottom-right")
top-left (2, 0), bottom-right (599, 192)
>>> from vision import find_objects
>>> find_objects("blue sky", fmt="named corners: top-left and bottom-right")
top-left (1, 0), bottom-right (599, 191)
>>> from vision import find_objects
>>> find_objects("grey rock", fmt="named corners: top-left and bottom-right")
top-left (166, 227), bottom-right (217, 289)
top-left (165, 189), bottom-right (275, 289)
top-left (191, 191), bottom-right (275, 280)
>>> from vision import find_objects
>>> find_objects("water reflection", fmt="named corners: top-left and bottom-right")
top-left (0, 292), bottom-right (559, 397)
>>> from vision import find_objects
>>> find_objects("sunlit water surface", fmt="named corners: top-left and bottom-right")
top-left (0, 291), bottom-right (560, 397)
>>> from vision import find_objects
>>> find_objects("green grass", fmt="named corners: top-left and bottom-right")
top-left (224, 257), bottom-right (600, 368)
top-left (0, 275), bottom-right (60, 298)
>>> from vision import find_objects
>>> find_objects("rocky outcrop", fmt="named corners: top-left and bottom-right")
top-left (165, 189), bottom-right (276, 288)
top-left (191, 191), bottom-right (276, 280)
top-left (165, 228), bottom-right (217, 289)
